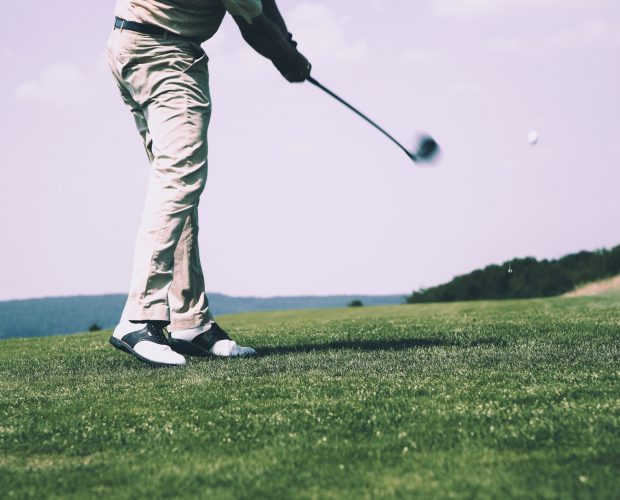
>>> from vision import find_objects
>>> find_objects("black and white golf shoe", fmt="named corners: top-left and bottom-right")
top-left (110, 320), bottom-right (186, 367)
top-left (169, 322), bottom-right (256, 357)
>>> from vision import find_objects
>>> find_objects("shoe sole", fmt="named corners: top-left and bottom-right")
top-left (109, 336), bottom-right (184, 367)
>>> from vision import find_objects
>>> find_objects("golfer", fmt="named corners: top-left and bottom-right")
top-left (107, 0), bottom-right (310, 366)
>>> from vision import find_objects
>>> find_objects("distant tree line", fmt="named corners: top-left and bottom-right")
top-left (0, 293), bottom-right (405, 340)
top-left (406, 244), bottom-right (620, 304)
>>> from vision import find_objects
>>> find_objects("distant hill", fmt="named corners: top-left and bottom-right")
top-left (0, 293), bottom-right (405, 340)
top-left (407, 244), bottom-right (620, 304)
top-left (564, 274), bottom-right (620, 298)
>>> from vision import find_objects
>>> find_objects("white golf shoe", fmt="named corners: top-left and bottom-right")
top-left (109, 320), bottom-right (186, 367)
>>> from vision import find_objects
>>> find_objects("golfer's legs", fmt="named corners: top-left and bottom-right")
top-left (169, 204), bottom-right (212, 331)
top-left (108, 64), bottom-right (154, 164)
top-left (109, 64), bottom-right (207, 327)
top-left (108, 32), bottom-right (211, 323)
top-left (131, 122), bottom-right (211, 330)
top-left (121, 115), bottom-right (210, 329)
top-left (128, 68), bottom-right (211, 321)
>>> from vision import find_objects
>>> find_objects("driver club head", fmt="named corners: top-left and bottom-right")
top-left (409, 135), bottom-right (440, 164)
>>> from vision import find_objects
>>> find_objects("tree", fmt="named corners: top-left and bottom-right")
top-left (406, 244), bottom-right (620, 303)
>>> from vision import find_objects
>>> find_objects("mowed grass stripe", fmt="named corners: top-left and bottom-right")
top-left (1, 297), bottom-right (618, 499)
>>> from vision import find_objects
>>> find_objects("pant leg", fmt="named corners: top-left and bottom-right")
top-left (107, 30), bottom-right (211, 323)
top-left (106, 37), bottom-right (205, 328)
top-left (106, 40), bottom-right (154, 165)
top-left (168, 204), bottom-right (213, 331)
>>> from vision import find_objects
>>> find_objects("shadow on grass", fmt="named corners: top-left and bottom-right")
top-left (256, 338), bottom-right (446, 357)
top-left (255, 336), bottom-right (511, 357)
top-left (104, 336), bottom-right (509, 368)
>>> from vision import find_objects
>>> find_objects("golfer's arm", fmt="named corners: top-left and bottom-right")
top-left (233, 13), bottom-right (300, 68)
top-left (259, 0), bottom-right (291, 40)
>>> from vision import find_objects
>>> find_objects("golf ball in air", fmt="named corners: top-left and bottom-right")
top-left (528, 130), bottom-right (539, 145)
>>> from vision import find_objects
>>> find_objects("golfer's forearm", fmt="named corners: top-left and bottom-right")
top-left (236, 14), bottom-right (301, 68)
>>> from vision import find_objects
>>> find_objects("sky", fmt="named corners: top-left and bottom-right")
top-left (0, 0), bottom-right (619, 301)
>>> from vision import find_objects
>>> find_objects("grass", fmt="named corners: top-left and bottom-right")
top-left (0, 295), bottom-right (618, 499)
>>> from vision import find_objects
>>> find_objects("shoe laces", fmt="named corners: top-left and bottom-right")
top-left (145, 321), bottom-right (170, 345)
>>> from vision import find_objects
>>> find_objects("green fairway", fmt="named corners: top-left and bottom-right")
top-left (1, 296), bottom-right (618, 499)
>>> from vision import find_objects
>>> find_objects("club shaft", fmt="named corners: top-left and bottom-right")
top-left (306, 76), bottom-right (412, 158)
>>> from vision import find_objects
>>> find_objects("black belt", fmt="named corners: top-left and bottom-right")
top-left (114, 17), bottom-right (192, 42)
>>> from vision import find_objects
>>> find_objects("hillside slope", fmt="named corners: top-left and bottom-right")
top-left (407, 244), bottom-right (620, 304)
top-left (564, 274), bottom-right (620, 297)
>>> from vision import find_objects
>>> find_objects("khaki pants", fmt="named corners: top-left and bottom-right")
top-left (107, 28), bottom-right (212, 330)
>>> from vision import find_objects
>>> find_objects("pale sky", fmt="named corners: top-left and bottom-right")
top-left (0, 0), bottom-right (619, 301)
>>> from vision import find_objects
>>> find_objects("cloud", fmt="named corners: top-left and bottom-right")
top-left (432, 0), bottom-right (617, 17)
top-left (447, 81), bottom-right (485, 96)
top-left (484, 18), bottom-right (620, 54)
top-left (431, 0), bottom-right (511, 16)
top-left (286, 3), bottom-right (368, 64)
top-left (544, 18), bottom-right (620, 50)
top-left (14, 62), bottom-right (97, 109)
top-left (401, 47), bottom-right (438, 65)
top-left (485, 37), bottom-right (522, 53)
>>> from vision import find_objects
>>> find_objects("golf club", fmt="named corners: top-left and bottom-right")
top-left (306, 75), bottom-right (440, 164)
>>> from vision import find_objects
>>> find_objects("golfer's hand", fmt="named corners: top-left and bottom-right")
top-left (276, 53), bottom-right (311, 83)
